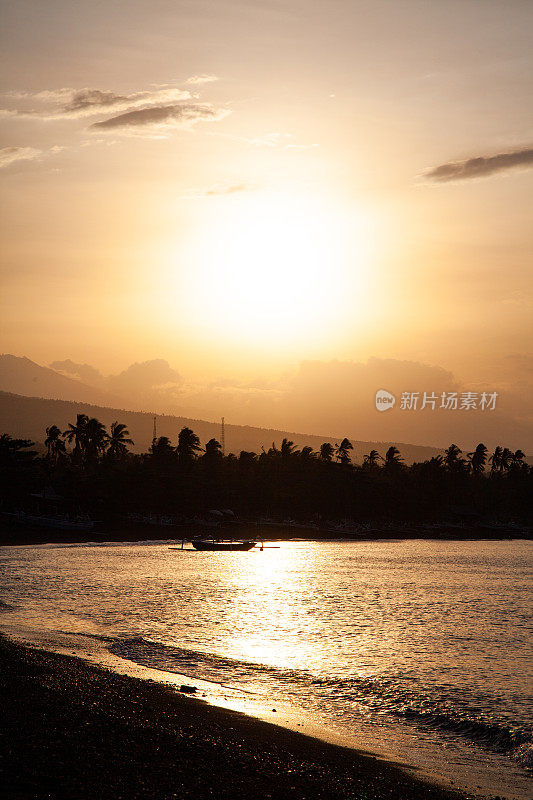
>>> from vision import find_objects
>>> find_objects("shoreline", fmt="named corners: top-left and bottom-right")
top-left (0, 636), bottom-right (483, 800)
top-left (0, 518), bottom-right (531, 547)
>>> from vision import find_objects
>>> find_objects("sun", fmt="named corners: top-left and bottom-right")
top-left (172, 192), bottom-right (375, 348)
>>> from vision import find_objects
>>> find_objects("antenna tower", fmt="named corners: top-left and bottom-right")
top-left (221, 416), bottom-right (225, 456)
top-left (152, 415), bottom-right (157, 444)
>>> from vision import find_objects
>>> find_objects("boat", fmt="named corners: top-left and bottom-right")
top-left (191, 538), bottom-right (257, 551)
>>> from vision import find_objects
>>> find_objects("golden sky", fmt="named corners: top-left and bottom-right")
top-left (1, 1), bottom-right (532, 448)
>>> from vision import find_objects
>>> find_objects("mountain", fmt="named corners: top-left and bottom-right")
top-left (0, 354), bottom-right (124, 407)
top-left (0, 390), bottom-right (442, 464)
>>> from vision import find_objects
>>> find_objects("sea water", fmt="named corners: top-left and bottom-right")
top-left (0, 538), bottom-right (531, 799)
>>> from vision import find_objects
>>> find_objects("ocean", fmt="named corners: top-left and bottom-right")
top-left (0, 538), bottom-right (531, 799)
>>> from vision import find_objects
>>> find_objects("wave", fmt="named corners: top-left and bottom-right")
top-left (106, 635), bottom-right (532, 764)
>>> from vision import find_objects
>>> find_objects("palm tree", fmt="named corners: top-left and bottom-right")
top-left (444, 444), bottom-right (464, 472)
top-left (239, 450), bottom-right (257, 466)
top-left (63, 413), bottom-right (89, 459)
top-left (319, 442), bottom-right (334, 462)
top-left (203, 438), bottom-right (222, 461)
top-left (106, 422), bottom-right (133, 459)
top-left (335, 438), bottom-right (353, 464)
top-left (363, 449), bottom-right (381, 467)
top-left (300, 446), bottom-right (316, 461)
top-left (280, 438), bottom-right (299, 460)
top-left (384, 446), bottom-right (403, 468)
top-left (510, 449), bottom-right (526, 473)
top-left (466, 443), bottom-right (487, 475)
top-left (150, 436), bottom-right (175, 459)
top-left (44, 425), bottom-right (66, 463)
top-left (489, 446), bottom-right (503, 473)
top-left (177, 427), bottom-right (202, 463)
top-left (500, 447), bottom-right (513, 472)
top-left (85, 417), bottom-right (108, 462)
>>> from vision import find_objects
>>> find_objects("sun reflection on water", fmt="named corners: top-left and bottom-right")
top-left (208, 544), bottom-right (327, 670)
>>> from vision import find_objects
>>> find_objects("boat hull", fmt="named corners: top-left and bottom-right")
top-left (192, 540), bottom-right (256, 551)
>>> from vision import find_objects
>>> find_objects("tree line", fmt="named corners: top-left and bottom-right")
top-left (0, 413), bottom-right (531, 525)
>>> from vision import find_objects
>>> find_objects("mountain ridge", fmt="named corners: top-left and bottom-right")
top-left (0, 354), bottom-right (125, 407)
top-left (0, 390), bottom-right (442, 464)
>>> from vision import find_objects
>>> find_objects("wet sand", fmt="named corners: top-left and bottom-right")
top-left (0, 636), bottom-right (487, 800)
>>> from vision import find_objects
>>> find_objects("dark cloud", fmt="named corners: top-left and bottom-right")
top-left (91, 103), bottom-right (228, 130)
top-left (1, 86), bottom-right (192, 119)
top-left (66, 89), bottom-right (132, 112)
top-left (425, 147), bottom-right (533, 182)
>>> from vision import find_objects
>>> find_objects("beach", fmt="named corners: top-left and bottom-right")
top-left (0, 636), bottom-right (485, 800)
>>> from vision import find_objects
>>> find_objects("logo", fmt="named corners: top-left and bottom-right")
top-left (375, 389), bottom-right (396, 411)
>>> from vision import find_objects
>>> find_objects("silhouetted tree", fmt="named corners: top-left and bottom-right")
top-left (511, 449), bottom-right (526, 473)
top-left (384, 446), bottom-right (403, 469)
top-left (177, 427), bottom-right (202, 464)
top-left (150, 436), bottom-right (175, 459)
top-left (319, 442), bottom-right (334, 462)
top-left (239, 450), bottom-right (257, 467)
top-left (0, 434), bottom-right (40, 503)
top-left (44, 425), bottom-right (66, 463)
top-left (281, 438), bottom-right (299, 460)
top-left (500, 447), bottom-right (514, 473)
top-left (444, 444), bottom-right (464, 472)
top-left (300, 446), bottom-right (316, 461)
top-left (106, 422), bottom-right (133, 460)
top-left (466, 443), bottom-right (487, 475)
top-left (335, 438), bottom-right (353, 464)
top-left (2, 412), bottom-right (532, 530)
top-left (64, 414), bottom-right (89, 460)
top-left (363, 449), bottom-right (381, 467)
top-left (85, 418), bottom-right (108, 462)
top-left (489, 446), bottom-right (503, 473)
top-left (203, 438), bottom-right (223, 461)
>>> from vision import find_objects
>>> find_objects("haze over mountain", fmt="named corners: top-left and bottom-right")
top-left (1, 353), bottom-right (531, 453)
top-left (0, 354), bottom-right (123, 407)
top-left (0, 390), bottom-right (442, 466)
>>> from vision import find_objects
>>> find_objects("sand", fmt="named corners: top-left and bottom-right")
top-left (0, 636), bottom-right (494, 800)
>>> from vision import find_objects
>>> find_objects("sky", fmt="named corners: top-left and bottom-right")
top-left (1, 0), bottom-right (532, 449)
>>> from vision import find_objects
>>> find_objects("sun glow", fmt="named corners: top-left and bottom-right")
top-left (174, 193), bottom-right (376, 347)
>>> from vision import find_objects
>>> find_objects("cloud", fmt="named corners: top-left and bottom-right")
top-left (186, 75), bottom-right (219, 85)
top-left (46, 356), bottom-right (532, 451)
top-left (248, 132), bottom-right (295, 147)
top-left (501, 291), bottom-right (533, 309)
top-left (51, 358), bottom-right (182, 399)
top-left (50, 359), bottom-right (104, 385)
top-left (106, 360), bottom-right (182, 394)
top-left (425, 146), bottom-right (533, 182)
top-left (2, 86), bottom-right (193, 120)
top-left (181, 181), bottom-right (252, 198)
top-left (91, 103), bottom-right (230, 132)
top-left (0, 146), bottom-right (41, 168)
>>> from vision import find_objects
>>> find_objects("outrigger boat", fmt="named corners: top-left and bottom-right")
top-left (191, 538), bottom-right (257, 551)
